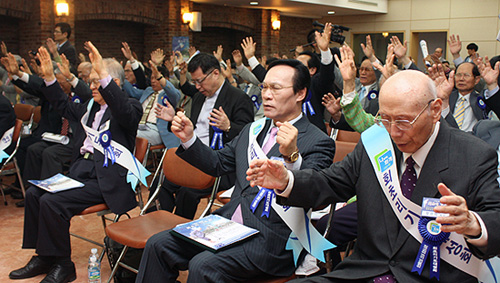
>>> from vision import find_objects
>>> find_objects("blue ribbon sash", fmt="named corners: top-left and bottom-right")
top-left (210, 126), bottom-right (224, 150)
top-left (302, 90), bottom-right (315, 116)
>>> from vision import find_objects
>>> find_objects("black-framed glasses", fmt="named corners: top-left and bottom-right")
top-left (192, 69), bottom-right (215, 85)
top-left (375, 99), bottom-right (435, 131)
top-left (257, 83), bottom-right (293, 93)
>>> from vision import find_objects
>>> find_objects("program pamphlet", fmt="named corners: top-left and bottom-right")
top-left (28, 173), bottom-right (84, 193)
top-left (171, 214), bottom-right (259, 252)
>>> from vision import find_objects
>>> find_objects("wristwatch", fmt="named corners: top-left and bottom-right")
top-left (284, 150), bottom-right (299, 163)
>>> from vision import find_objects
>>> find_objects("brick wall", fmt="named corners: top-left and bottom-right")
top-left (279, 16), bottom-right (313, 57)
top-left (0, 16), bottom-right (20, 55)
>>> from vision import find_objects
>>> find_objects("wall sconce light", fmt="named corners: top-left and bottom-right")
top-left (183, 13), bottom-right (193, 25)
top-left (56, 2), bottom-right (69, 16)
top-left (272, 20), bottom-right (281, 31)
top-left (382, 32), bottom-right (389, 38)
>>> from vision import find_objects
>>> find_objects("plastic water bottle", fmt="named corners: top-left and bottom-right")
top-left (88, 249), bottom-right (101, 283)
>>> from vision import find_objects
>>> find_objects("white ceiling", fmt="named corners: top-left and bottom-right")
top-left (192, 0), bottom-right (386, 19)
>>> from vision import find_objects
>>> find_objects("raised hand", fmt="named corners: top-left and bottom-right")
top-left (1, 53), bottom-right (21, 77)
top-left (390, 36), bottom-right (407, 59)
top-left (476, 56), bottom-right (500, 89)
top-left (78, 52), bottom-right (87, 62)
top-left (150, 48), bottom-right (165, 66)
top-left (334, 44), bottom-right (357, 93)
top-left (361, 35), bottom-right (375, 62)
top-left (220, 59), bottom-right (233, 80)
top-left (372, 44), bottom-right (396, 80)
top-left (322, 93), bottom-right (342, 119)
top-left (213, 45), bottom-right (223, 62)
top-left (1, 41), bottom-right (8, 56)
top-left (20, 58), bottom-right (32, 75)
top-left (174, 51), bottom-right (184, 65)
top-left (276, 121), bottom-right (299, 158)
top-left (57, 54), bottom-right (72, 79)
top-left (121, 42), bottom-right (135, 61)
top-left (46, 38), bottom-right (58, 55)
top-left (241, 37), bottom-right (256, 60)
top-left (208, 106), bottom-right (230, 132)
top-left (232, 50), bottom-right (243, 66)
top-left (155, 101), bottom-right (175, 122)
top-left (448, 34), bottom-right (462, 57)
top-left (36, 47), bottom-right (55, 81)
top-left (84, 41), bottom-right (107, 79)
top-left (171, 111), bottom-right (195, 143)
top-left (427, 64), bottom-right (454, 109)
top-left (315, 22), bottom-right (332, 52)
top-left (188, 46), bottom-right (197, 58)
top-left (246, 159), bottom-right (289, 190)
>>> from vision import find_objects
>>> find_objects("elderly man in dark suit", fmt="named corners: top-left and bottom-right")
top-left (9, 43), bottom-right (142, 283)
top-left (249, 70), bottom-right (500, 282)
top-left (136, 59), bottom-right (335, 282)
top-left (158, 52), bottom-right (254, 219)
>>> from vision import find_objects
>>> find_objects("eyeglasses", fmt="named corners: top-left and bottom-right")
top-left (53, 30), bottom-right (62, 34)
top-left (258, 83), bottom-right (293, 93)
top-left (375, 99), bottom-right (434, 131)
top-left (192, 69), bottom-right (215, 85)
top-left (89, 79), bottom-right (101, 88)
top-left (455, 73), bottom-right (473, 79)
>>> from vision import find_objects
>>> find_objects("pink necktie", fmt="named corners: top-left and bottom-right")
top-left (261, 127), bottom-right (278, 154)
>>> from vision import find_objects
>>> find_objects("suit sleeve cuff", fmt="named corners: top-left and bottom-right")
top-left (99, 75), bottom-right (112, 89)
top-left (320, 49), bottom-right (333, 65)
top-left (484, 86), bottom-right (499, 99)
top-left (130, 60), bottom-right (140, 70)
top-left (181, 134), bottom-right (197, 149)
top-left (341, 90), bottom-right (356, 105)
top-left (274, 170), bottom-right (294, 198)
top-left (285, 155), bottom-right (302, 171)
top-left (248, 56), bottom-right (260, 70)
top-left (464, 211), bottom-right (488, 247)
top-left (44, 78), bottom-right (57, 86)
top-left (13, 72), bottom-right (29, 83)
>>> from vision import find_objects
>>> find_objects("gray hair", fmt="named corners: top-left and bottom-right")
top-left (103, 58), bottom-right (125, 87)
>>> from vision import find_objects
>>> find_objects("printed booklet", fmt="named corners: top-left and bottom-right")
top-left (29, 173), bottom-right (84, 193)
top-left (171, 214), bottom-right (259, 252)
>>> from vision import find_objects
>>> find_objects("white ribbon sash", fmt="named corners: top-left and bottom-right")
top-left (0, 126), bottom-right (14, 163)
top-left (81, 99), bottom-right (150, 190)
top-left (361, 124), bottom-right (500, 282)
top-left (247, 118), bottom-right (334, 264)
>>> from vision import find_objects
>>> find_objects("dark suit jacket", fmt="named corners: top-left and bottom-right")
top-left (485, 87), bottom-right (500, 117)
top-left (177, 116), bottom-right (334, 276)
top-left (58, 41), bottom-right (77, 69)
top-left (41, 79), bottom-right (142, 215)
top-left (448, 89), bottom-right (490, 123)
top-left (0, 93), bottom-right (16, 156)
top-left (286, 121), bottom-right (500, 282)
top-left (180, 81), bottom-right (254, 145)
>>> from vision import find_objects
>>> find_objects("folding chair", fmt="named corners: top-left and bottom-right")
top-left (335, 130), bottom-right (360, 143)
top-left (13, 104), bottom-right (35, 136)
top-left (0, 119), bottom-right (25, 205)
top-left (104, 147), bottom-right (220, 283)
top-left (70, 137), bottom-right (151, 261)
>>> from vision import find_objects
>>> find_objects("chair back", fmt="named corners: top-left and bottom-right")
top-left (333, 141), bottom-right (356, 163)
top-left (336, 130), bottom-right (360, 143)
top-left (163, 147), bottom-right (215, 189)
top-left (134, 137), bottom-right (149, 164)
top-left (14, 104), bottom-right (34, 121)
top-left (12, 119), bottom-right (23, 144)
top-left (33, 106), bottom-right (42, 124)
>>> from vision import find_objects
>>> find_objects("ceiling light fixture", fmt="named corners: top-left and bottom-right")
top-left (250, 2), bottom-right (259, 5)
top-left (328, 11), bottom-right (335, 15)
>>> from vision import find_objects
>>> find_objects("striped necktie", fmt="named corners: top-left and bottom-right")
top-left (139, 92), bottom-right (158, 125)
top-left (453, 96), bottom-right (466, 129)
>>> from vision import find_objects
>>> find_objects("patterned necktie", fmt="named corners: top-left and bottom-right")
top-left (401, 156), bottom-right (417, 199)
top-left (453, 97), bottom-right (466, 129)
top-left (139, 92), bottom-right (158, 125)
top-left (60, 118), bottom-right (69, 136)
top-left (262, 127), bottom-right (278, 154)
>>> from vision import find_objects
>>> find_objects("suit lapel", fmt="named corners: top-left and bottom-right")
top-left (449, 90), bottom-right (458, 113)
top-left (470, 90), bottom-right (484, 120)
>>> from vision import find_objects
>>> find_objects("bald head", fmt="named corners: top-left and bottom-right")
top-left (378, 70), bottom-right (442, 154)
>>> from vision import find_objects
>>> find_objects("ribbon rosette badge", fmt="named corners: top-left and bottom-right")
top-left (412, 197), bottom-right (450, 281)
top-left (99, 130), bottom-right (116, 167)
top-left (368, 90), bottom-right (378, 100)
top-left (162, 96), bottom-right (169, 106)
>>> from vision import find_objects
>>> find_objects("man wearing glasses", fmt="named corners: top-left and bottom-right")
top-left (444, 62), bottom-right (496, 131)
top-left (157, 52), bottom-right (254, 219)
top-left (248, 70), bottom-right (500, 282)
